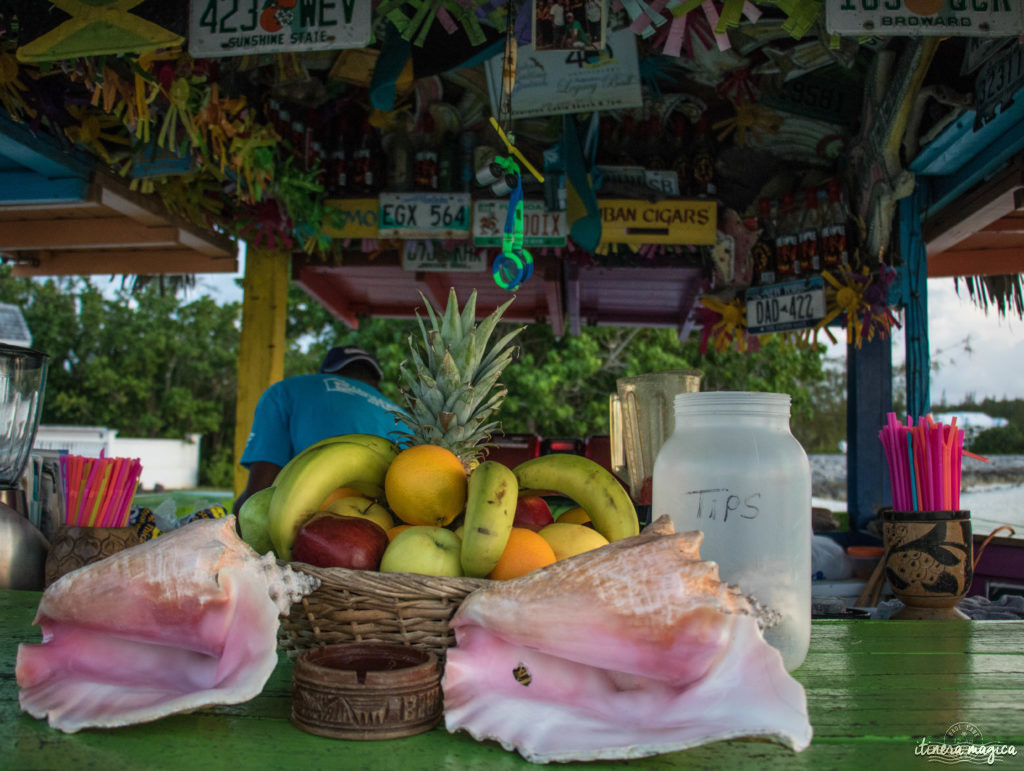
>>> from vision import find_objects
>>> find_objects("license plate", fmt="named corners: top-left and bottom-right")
top-left (746, 277), bottom-right (826, 335)
top-left (825, 0), bottom-right (1024, 37)
top-left (473, 200), bottom-right (567, 248)
top-left (400, 242), bottom-right (484, 272)
top-left (188, 0), bottom-right (372, 57)
top-left (378, 193), bottom-right (472, 239)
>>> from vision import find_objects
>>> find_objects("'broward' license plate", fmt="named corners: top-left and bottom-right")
top-left (746, 277), bottom-right (826, 335)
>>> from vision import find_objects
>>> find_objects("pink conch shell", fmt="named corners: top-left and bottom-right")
top-left (16, 516), bottom-right (319, 734)
top-left (442, 526), bottom-right (812, 763)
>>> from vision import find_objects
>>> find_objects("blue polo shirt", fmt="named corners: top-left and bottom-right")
top-left (241, 374), bottom-right (404, 468)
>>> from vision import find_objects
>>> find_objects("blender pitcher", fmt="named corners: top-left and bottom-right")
top-left (610, 370), bottom-right (701, 504)
top-left (0, 343), bottom-right (49, 516)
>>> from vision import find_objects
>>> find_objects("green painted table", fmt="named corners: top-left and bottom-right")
top-left (2, 589), bottom-right (1022, 770)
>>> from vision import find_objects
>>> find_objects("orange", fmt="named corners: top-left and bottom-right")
top-left (557, 506), bottom-right (590, 525)
top-left (321, 486), bottom-right (365, 508)
top-left (384, 444), bottom-right (467, 526)
top-left (488, 527), bottom-right (557, 580)
top-left (387, 525), bottom-right (412, 541)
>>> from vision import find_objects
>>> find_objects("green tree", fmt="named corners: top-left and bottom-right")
top-left (0, 266), bottom-right (241, 486)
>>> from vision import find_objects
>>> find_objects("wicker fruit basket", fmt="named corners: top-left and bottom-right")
top-left (277, 562), bottom-right (492, 659)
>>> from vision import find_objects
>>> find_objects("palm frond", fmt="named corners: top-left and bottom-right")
top-left (954, 274), bottom-right (1024, 320)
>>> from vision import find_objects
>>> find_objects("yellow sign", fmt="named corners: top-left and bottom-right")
top-left (598, 199), bottom-right (717, 246)
top-left (323, 198), bottom-right (378, 240)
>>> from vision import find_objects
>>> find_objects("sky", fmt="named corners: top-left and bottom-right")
top-left (183, 256), bottom-right (1023, 405)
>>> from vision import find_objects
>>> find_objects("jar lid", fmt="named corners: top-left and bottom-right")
top-left (673, 391), bottom-right (791, 415)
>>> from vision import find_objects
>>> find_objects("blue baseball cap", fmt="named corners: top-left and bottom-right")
top-left (319, 346), bottom-right (383, 379)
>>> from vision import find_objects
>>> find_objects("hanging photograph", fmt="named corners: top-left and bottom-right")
top-left (485, 27), bottom-right (640, 119)
top-left (534, 0), bottom-right (606, 52)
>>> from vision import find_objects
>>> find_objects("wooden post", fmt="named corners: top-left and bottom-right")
top-left (233, 247), bottom-right (289, 500)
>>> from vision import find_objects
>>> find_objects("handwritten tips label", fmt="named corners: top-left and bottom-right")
top-left (687, 488), bottom-right (761, 523)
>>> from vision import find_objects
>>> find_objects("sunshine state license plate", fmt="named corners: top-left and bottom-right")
top-left (746, 277), bottom-right (826, 335)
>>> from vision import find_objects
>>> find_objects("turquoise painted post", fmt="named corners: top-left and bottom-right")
top-left (847, 333), bottom-right (892, 533)
top-left (899, 187), bottom-right (930, 420)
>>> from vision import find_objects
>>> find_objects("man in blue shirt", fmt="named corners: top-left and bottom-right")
top-left (232, 346), bottom-right (402, 514)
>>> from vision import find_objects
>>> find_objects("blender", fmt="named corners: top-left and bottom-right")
top-left (0, 343), bottom-right (49, 516)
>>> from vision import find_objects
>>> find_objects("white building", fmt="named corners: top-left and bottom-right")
top-left (32, 425), bottom-right (201, 490)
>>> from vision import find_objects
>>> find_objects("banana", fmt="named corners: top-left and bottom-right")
top-left (460, 460), bottom-right (519, 578)
top-left (513, 455), bottom-right (639, 542)
top-left (269, 441), bottom-right (392, 560)
top-left (288, 433), bottom-right (401, 468)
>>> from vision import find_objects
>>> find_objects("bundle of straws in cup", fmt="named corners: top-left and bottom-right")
top-left (878, 413), bottom-right (986, 512)
top-left (59, 454), bottom-right (143, 528)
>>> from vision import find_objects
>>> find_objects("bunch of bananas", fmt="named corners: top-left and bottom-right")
top-left (239, 433), bottom-right (640, 578)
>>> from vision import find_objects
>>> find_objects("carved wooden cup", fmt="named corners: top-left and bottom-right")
top-left (291, 643), bottom-right (442, 740)
top-left (881, 509), bottom-right (972, 620)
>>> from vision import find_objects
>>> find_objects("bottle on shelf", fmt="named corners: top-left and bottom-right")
top-left (642, 115), bottom-right (666, 171)
top-left (348, 117), bottom-right (381, 196)
top-left (751, 196), bottom-right (776, 286)
top-left (670, 114), bottom-right (690, 197)
top-left (774, 192), bottom-right (798, 280)
top-left (326, 115), bottom-right (348, 198)
top-left (384, 114), bottom-right (414, 192)
top-left (797, 186), bottom-right (821, 274)
top-left (414, 113), bottom-right (439, 192)
top-left (690, 115), bottom-right (717, 198)
top-left (820, 179), bottom-right (849, 270)
top-left (457, 130), bottom-right (476, 193)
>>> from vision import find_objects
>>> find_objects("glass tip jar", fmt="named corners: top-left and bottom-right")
top-left (652, 391), bottom-right (811, 670)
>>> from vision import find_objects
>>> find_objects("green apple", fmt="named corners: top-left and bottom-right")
top-left (326, 495), bottom-right (395, 532)
top-left (238, 487), bottom-right (276, 555)
top-left (380, 526), bottom-right (463, 577)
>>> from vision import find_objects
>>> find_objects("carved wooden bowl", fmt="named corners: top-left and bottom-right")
top-left (291, 643), bottom-right (442, 740)
top-left (881, 509), bottom-right (972, 621)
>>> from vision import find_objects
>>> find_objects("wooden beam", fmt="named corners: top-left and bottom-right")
top-left (0, 172), bottom-right (89, 205)
top-left (564, 260), bottom-right (581, 337)
top-left (543, 265), bottom-right (565, 338)
top-left (419, 268), bottom-right (448, 309)
top-left (293, 266), bottom-right (360, 328)
top-left (177, 227), bottom-right (234, 257)
top-left (420, 272), bottom-right (448, 312)
top-left (928, 248), bottom-right (1024, 278)
top-left (99, 184), bottom-right (167, 226)
top-left (234, 248), bottom-right (290, 499)
top-left (924, 168), bottom-right (1024, 255)
top-left (0, 217), bottom-right (178, 250)
top-left (9, 249), bottom-right (238, 276)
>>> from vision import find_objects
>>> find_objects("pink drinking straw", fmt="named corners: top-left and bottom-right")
top-left (102, 459), bottom-right (136, 528)
top-left (81, 459), bottom-right (110, 527)
top-left (94, 458), bottom-right (124, 528)
top-left (76, 457), bottom-right (100, 525)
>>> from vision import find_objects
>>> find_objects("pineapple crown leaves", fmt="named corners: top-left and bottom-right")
top-left (394, 288), bottom-right (524, 457)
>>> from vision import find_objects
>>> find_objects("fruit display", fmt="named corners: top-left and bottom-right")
top-left (244, 288), bottom-right (639, 580)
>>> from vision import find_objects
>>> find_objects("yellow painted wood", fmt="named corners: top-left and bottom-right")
top-left (598, 198), bottom-right (717, 246)
top-left (322, 198), bottom-right (379, 239)
top-left (233, 247), bottom-right (289, 498)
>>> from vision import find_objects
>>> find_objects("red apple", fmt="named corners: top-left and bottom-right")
top-left (292, 513), bottom-right (389, 570)
top-left (513, 496), bottom-right (554, 532)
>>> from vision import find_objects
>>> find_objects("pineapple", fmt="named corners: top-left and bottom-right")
top-left (394, 288), bottom-right (523, 469)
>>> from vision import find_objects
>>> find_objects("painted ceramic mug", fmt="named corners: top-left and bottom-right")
top-left (880, 509), bottom-right (972, 620)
